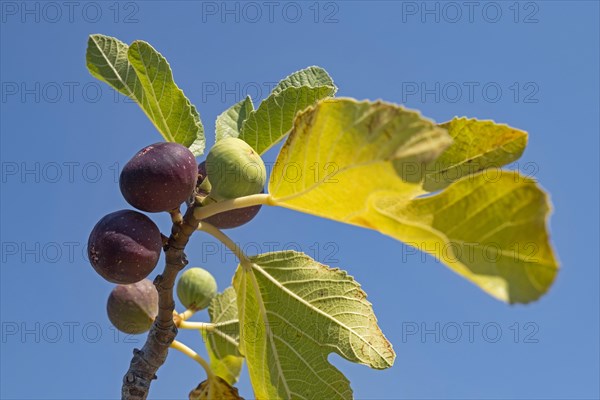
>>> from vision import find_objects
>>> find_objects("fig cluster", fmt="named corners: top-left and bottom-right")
top-left (88, 142), bottom-right (198, 284)
top-left (88, 137), bottom-right (267, 330)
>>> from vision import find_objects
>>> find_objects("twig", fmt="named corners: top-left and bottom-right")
top-left (193, 193), bottom-right (272, 220)
top-left (170, 340), bottom-right (215, 381)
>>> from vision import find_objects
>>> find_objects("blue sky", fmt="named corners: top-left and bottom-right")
top-left (1, 1), bottom-right (599, 399)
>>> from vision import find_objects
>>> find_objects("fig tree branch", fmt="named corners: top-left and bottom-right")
top-left (121, 204), bottom-right (201, 400)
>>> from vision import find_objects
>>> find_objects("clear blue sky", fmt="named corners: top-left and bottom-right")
top-left (1, 1), bottom-right (598, 399)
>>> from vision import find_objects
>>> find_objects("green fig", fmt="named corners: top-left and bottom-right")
top-left (106, 279), bottom-right (158, 334)
top-left (205, 138), bottom-right (266, 201)
top-left (176, 268), bottom-right (218, 311)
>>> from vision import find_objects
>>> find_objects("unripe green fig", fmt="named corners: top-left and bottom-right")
top-left (176, 267), bottom-right (218, 311)
top-left (205, 138), bottom-right (266, 201)
top-left (197, 161), bottom-right (263, 229)
top-left (88, 210), bottom-right (162, 284)
top-left (107, 279), bottom-right (158, 334)
top-left (120, 142), bottom-right (198, 212)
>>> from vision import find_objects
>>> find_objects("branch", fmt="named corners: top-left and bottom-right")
top-left (121, 205), bottom-right (200, 400)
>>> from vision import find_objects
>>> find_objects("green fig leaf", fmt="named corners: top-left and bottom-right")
top-left (216, 96), bottom-right (254, 142)
top-left (236, 67), bottom-right (336, 154)
top-left (233, 251), bottom-right (394, 400)
top-left (86, 34), bottom-right (205, 155)
top-left (203, 287), bottom-right (244, 385)
top-left (271, 66), bottom-right (336, 95)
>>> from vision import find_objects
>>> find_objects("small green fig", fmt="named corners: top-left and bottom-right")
top-left (106, 279), bottom-right (158, 334)
top-left (205, 138), bottom-right (266, 201)
top-left (176, 267), bottom-right (218, 311)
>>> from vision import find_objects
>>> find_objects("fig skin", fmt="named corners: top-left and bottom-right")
top-left (88, 210), bottom-right (162, 284)
top-left (205, 138), bottom-right (266, 201)
top-left (107, 279), bottom-right (158, 334)
top-left (120, 142), bottom-right (198, 212)
top-left (177, 268), bottom-right (218, 311)
top-left (203, 202), bottom-right (262, 229)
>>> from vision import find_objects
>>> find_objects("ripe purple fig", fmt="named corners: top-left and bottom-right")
top-left (120, 142), bottom-right (198, 212)
top-left (88, 210), bottom-right (162, 284)
top-left (107, 279), bottom-right (158, 334)
top-left (203, 195), bottom-right (262, 229)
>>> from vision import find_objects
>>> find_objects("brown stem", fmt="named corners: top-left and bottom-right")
top-left (121, 205), bottom-right (200, 400)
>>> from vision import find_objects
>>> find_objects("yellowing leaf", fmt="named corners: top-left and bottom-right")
top-left (268, 98), bottom-right (558, 303)
top-left (424, 118), bottom-right (528, 191)
top-left (269, 98), bottom-right (452, 223)
top-left (233, 251), bottom-right (394, 400)
top-left (203, 287), bottom-right (244, 385)
top-left (189, 376), bottom-right (244, 400)
top-left (369, 171), bottom-right (558, 303)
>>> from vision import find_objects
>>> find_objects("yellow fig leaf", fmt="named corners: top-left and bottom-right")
top-left (369, 171), bottom-right (558, 303)
top-left (269, 98), bottom-right (452, 221)
top-left (268, 98), bottom-right (559, 303)
top-left (189, 376), bottom-right (244, 400)
top-left (423, 117), bottom-right (528, 191)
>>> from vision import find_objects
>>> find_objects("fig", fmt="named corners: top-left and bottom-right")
top-left (88, 210), bottom-right (162, 284)
top-left (205, 138), bottom-right (266, 201)
top-left (203, 202), bottom-right (262, 229)
top-left (107, 279), bottom-right (158, 334)
top-left (176, 268), bottom-right (217, 311)
top-left (120, 142), bottom-right (198, 212)
top-left (197, 162), bottom-right (262, 229)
